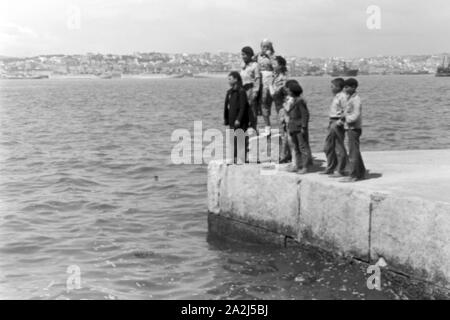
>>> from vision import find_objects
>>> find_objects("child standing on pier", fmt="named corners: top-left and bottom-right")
top-left (240, 46), bottom-right (260, 132)
top-left (270, 56), bottom-right (291, 163)
top-left (256, 39), bottom-right (275, 136)
top-left (285, 80), bottom-right (312, 174)
top-left (224, 71), bottom-right (252, 164)
top-left (321, 78), bottom-right (348, 176)
top-left (339, 78), bottom-right (366, 182)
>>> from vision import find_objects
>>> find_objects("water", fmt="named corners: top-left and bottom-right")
top-left (0, 76), bottom-right (449, 300)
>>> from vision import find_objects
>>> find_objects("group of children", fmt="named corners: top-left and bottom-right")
top-left (223, 39), bottom-right (366, 182)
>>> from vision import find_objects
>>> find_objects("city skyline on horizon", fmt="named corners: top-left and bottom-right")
top-left (2, 50), bottom-right (450, 61)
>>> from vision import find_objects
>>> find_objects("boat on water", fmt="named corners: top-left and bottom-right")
top-left (171, 72), bottom-right (220, 79)
top-left (1, 74), bottom-right (49, 80)
top-left (398, 70), bottom-right (430, 75)
top-left (170, 71), bottom-right (195, 79)
top-left (304, 65), bottom-right (325, 76)
top-left (98, 72), bottom-right (122, 79)
top-left (436, 56), bottom-right (450, 77)
top-left (329, 62), bottom-right (358, 77)
top-left (303, 71), bottom-right (325, 76)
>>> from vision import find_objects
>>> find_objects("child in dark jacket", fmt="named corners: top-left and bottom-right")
top-left (285, 80), bottom-right (312, 174)
top-left (224, 71), bottom-right (252, 130)
top-left (224, 71), bottom-right (254, 163)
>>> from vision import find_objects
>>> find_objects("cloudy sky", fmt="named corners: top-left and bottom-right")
top-left (1, 0), bottom-right (449, 57)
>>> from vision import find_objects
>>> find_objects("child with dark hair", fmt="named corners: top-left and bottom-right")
top-left (270, 56), bottom-right (288, 112)
top-left (321, 78), bottom-right (348, 176)
top-left (240, 46), bottom-right (260, 132)
top-left (270, 55), bottom-right (290, 162)
top-left (224, 71), bottom-right (249, 129)
top-left (224, 71), bottom-right (253, 164)
top-left (285, 80), bottom-right (312, 174)
top-left (339, 78), bottom-right (366, 182)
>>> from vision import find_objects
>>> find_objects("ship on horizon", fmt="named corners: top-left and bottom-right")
top-left (398, 70), bottom-right (430, 75)
top-left (98, 71), bottom-right (122, 79)
top-left (0, 73), bottom-right (49, 80)
top-left (436, 56), bottom-right (450, 77)
top-left (329, 62), bottom-right (359, 77)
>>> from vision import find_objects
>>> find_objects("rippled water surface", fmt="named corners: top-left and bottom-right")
top-left (0, 76), bottom-right (449, 299)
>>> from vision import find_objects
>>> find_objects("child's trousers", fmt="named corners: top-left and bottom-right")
top-left (347, 128), bottom-right (366, 179)
top-left (288, 130), bottom-right (312, 169)
top-left (244, 86), bottom-right (258, 128)
top-left (277, 107), bottom-right (291, 162)
top-left (324, 120), bottom-right (347, 173)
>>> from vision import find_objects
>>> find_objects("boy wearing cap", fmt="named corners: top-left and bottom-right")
top-left (339, 78), bottom-right (366, 182)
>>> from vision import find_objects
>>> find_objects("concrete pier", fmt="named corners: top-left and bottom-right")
top-left (207, 149), bottom-right (450, 293)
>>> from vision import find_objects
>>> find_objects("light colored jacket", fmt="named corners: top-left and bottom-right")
top-left (329, 91), bottom-right (347, 118)
top-left (240, 61), bottom-right (261, 89)
top-left (270, 72), bottom-right (287, 106)
top-left (256, 53), bottom-right (274, 88)
top-left (344, 93), bottom-right (362, 129)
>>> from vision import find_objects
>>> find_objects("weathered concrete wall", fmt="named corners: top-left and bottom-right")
top-left (370, 195), bottom-right (450, 288)
top-left (209, 163), bottom-right (301, 237)
top-left (207, 149), bottom-right (450, 291)
top-left (297, 180), bottom-right (372, 260)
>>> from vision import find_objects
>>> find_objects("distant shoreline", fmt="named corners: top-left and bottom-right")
top-left (0, 73), bottom-right (230, 80)
top-left (0, 73), bottom-right (439, 81)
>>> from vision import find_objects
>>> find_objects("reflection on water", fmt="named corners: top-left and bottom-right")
top-left (0, 76), bottom-right (449, 299)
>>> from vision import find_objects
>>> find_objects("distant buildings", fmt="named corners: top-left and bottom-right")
top-left (0, 52), bottom-right (448, 78)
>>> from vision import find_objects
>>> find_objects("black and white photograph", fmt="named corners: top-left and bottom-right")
top-left (0, 0), bottom-right (449, 304)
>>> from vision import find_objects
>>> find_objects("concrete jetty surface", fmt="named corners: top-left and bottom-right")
top-left (207, 149), bottom-right (450, 292)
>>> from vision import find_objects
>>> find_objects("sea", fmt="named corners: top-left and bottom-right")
top-left (0, 75), bottom-right (449, 300)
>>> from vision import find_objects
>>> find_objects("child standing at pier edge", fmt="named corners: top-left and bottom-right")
top-left (270, 56), bottom-right (291, 163)
top-left (240, 46), bottom-right (260, 131)
top-left (340, 78), bottom-right (366, 182)
top-left (256, 39), bottom-right (275, 136)
top-left (321, 78), bottom-right (348, 176)
top-left (224, 71), bottom-right (252, 164)
top-left (285, 80), bottom-right (312, 174)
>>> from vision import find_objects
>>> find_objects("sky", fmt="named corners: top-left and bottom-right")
top-left (1, 0), bottom-right (449, 58)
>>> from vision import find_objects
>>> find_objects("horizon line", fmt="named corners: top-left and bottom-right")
top-left (1, 51), bottom-right (450, 60)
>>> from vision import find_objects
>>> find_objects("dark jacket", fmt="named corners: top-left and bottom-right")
top-left (287, 97), bottom-right (309, 133)
top-left (224, 86), bottom-right (254, 130)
